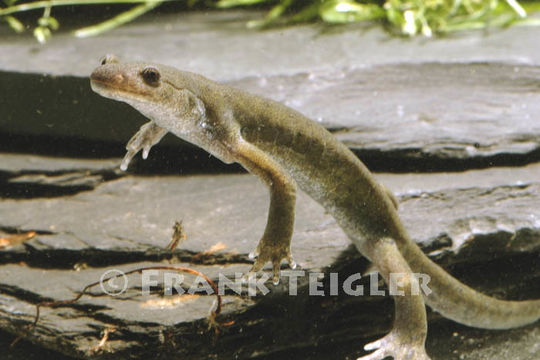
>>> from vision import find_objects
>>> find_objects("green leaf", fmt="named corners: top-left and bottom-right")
top-left (319, 0), bottom-right (385, 23)
top-left (33, 26), bottom-right (51, 44)
top-left (4, 15), bottom-right (24, 33)
top-left (216, 0), bottom-right (272, 9)
top-left (74, 1), bottom-right (162, 38)
top-left (3, 0), bottom-right (20, 6)
top-left (47, 16), bottom-right (59, 30)
top-left (38, 15), bottom-right (60, 30)
top-left (247, 0), bottom-right (293, 28)
top-left (37, 16), bottom-right (48, 27)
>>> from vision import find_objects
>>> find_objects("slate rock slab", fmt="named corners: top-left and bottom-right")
top-left (2, 12), bottom-right (540, 171)
top-left (0, 154), bottom-right (538, 359)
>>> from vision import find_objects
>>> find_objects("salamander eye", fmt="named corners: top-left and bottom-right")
top-left (141, 66), bottom-right (161, 86)
top-left (100, 54), bottom-right (119, 65)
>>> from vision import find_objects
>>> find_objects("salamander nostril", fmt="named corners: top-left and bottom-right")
top-left (100, 54), bottom-right (119, 65)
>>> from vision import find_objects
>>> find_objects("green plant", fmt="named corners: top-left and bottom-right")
top-left (217, 0), bottom-right (540, 35)
top-left (1, 0), bottom-right (539, 43)
top-left (0, 0), bottom-right (165, 43)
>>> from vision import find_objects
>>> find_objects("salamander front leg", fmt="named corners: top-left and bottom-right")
top-left (358, 238), bottom-right (430, 360)
top-left (234, 141), bottom-right (297, 284)
top-left (121, 121), bottom-right (168, 171)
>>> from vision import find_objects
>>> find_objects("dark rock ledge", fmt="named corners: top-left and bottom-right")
top-left (2, 62), bottom-right (540, 173)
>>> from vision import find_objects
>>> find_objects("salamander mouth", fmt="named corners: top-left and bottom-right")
top-left (89, 77), bottom-right (112, 92)
top-left (90, 75), bottom-right (149, 103)
top-left (90, 78), bottom-right (126, 100)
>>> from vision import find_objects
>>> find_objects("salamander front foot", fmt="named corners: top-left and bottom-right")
top-left (246, 239), bottom-right (296, 285)
top-left (120, 121), bottom-right (167, 171)
top-left (357, 331), bottom-right (431, 360)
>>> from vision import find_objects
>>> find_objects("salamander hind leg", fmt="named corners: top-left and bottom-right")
top-left (358, 238), bottom-right (430, 360)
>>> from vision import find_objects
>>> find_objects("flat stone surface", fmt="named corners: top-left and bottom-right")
top-left (1, 155), bottom-right (539, 262)
top-left (0, 154), bottom-right (538, 359)
top-left (232, 63), bottom-right (540, 163)
top-left (1, 12), bottom-right (540, 170)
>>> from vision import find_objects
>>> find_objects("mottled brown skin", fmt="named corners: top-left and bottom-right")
top-left (90, 55), bottom-right (540, 360)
